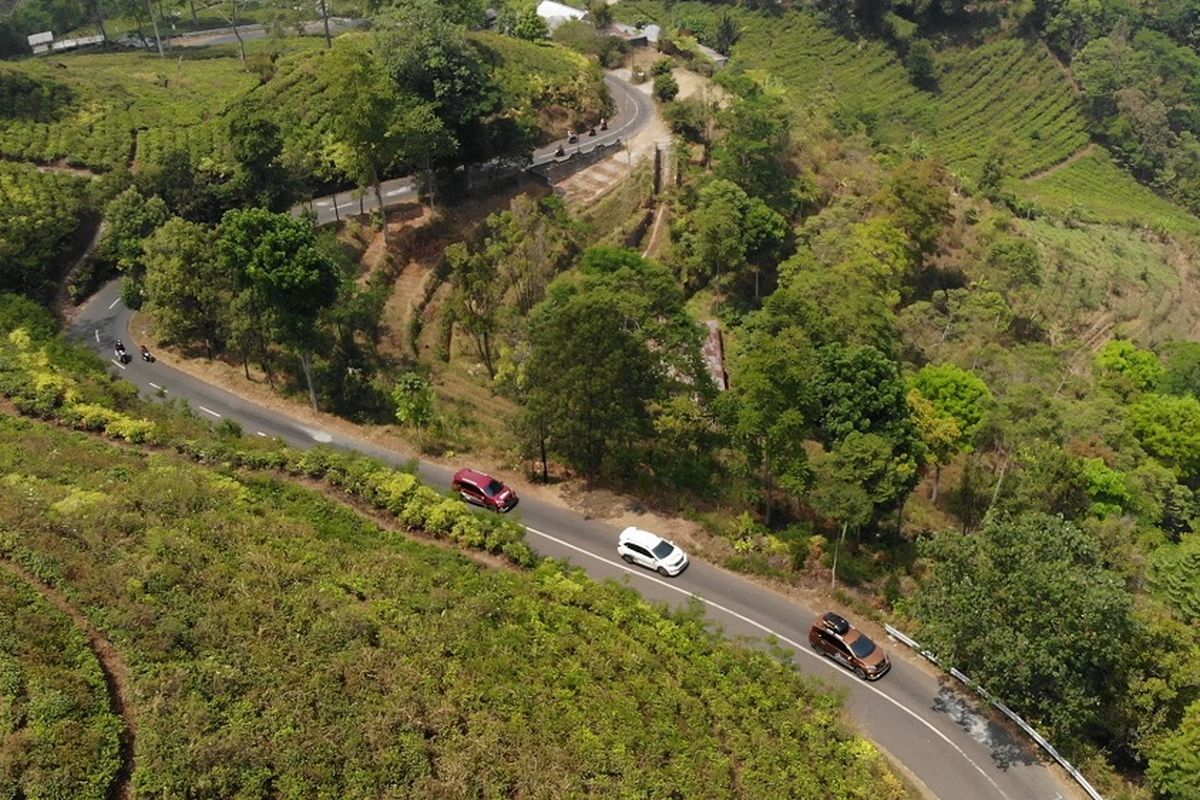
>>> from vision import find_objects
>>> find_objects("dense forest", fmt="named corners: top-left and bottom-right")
top-left (3, 0), bottom-right (1200, 797)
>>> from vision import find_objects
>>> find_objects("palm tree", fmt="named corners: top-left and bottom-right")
top-left (714, 12), bottom-right (741, 56)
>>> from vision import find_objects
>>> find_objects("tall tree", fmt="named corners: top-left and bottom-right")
top-left (878, 158), bottom-right (952, 258)
top-left (724, 308), bottom-right (818, 524)
top-left (679, 178), bottom-right (788, 296)
top-left (376, 0), bottom-right (510, 166)
top-left (227, 108), bottom-right (296, 212)
top-left (217, 209), bottom-right (339, 410)
top-left (1148, 699), bottom-right (1200, 799)
top-left (521, 248), bottom-right (702, 480)
top-left (446, 241), bottom-right (502, 378)
top-left (909, 362), bottom-right (993, 500)
top-left (714, 92), bottom-right (798, 213)
top-left (143, 218), bottom-right (228, 358)
top-left (323, 37), bottom-right (448, 246)
top-left (523, 288), bottom-right (660, 479)
top-left (97, 186), bottom-right (169, 308)
top-left (914, 512), bottom-right (1134, 744)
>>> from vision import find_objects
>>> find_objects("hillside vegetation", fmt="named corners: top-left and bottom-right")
top-left (0, 565), bottom-right (122, 799)
top-left (0, 298), bottom-right (908, 799)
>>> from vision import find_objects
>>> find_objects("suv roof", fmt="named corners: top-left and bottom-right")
top-left (619, 526), bottom-right (666, 549)
top-left (453, 468), bottom-right (493, 486)
top-left (820, 611), bottom-right (851, 635)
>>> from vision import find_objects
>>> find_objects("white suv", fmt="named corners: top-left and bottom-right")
top-left (617, 527), bottom-right (689, 577)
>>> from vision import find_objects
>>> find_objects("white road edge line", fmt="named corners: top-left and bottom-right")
top-left (256, 431), bottom-right (267, 437)
top-left (524, 524), bottom-right (1012, 800)
top-left (148, 382), bottom-right (163, 391)
top-left (94, 329), bottom-right (100, 343)
top-left (110, 359), bottom-right (126, 370)
top-left (198, 406), bottom-right (221, 418)
top-left (108, 297), bottom-right (120, 310)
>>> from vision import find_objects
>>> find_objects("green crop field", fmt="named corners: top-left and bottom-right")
top-left (1023, 147), bottom-right (1200, 236)
top-left (0, 161), bottom-right (88, 298)
top-left (0, 410), bottom-right (907, 799)
top-left (0, 44), bottom-right (272, 170)
top-left (923, 40), bottom-right (1089, 178)
top-left (1017, 216), bottom-right (1185, 340)
top-left (0, 563), bottom-right (122, 800)
top-left (616, 3), bottom-right (1089, 180)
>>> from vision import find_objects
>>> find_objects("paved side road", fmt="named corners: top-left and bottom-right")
top-left (69, 281), bottom-right (1084, 800)
top-left (295, 72), bottom-right (654, 226)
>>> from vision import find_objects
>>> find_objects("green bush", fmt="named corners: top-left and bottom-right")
top-left (653, 71), bottom-right (679, 102)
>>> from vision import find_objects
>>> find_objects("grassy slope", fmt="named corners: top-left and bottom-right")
top-left (0, 409), bottom-right (908, 799)
top-left (618, 1), bottom-right (1198, 234)
top-left (0, 42), bottom-right (271, 169)
top-left (0, 32), bottom-right (602, 174)
top-left (0, 562), bottom-right (121, 800)
top-left (1023, 147), bottom-right (1200, 235)
top-left (1017, 217), bottom-right (1187, 341)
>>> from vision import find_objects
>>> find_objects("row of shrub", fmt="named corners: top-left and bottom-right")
top-left (0, 412), bottom-right (908, 798)
top-left (0, 296), bottom-right (537, 568)
top-left (0, 567), bottom-right (123, 800)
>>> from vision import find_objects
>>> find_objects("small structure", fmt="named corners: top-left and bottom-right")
top-left (606, 22), bottom-right (647, 46)
top-left (535, 0), bottom-right (586, 31)
top-left (51, 34), bottom-right (103, 52)
top-left (27, 30), bottom-right (104, 54)
top-left (695, 43), bottom-right (729, 70)
top-left (642, 24), bottom-right (661, 45)
top-left (27, 30), bottom-right (53, 54)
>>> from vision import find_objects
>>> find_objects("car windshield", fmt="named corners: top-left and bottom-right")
top-left (848, 635), bottom-right (877, 659)
top-left (484, 479), bottom-right (505, 497)
top-left (651, 540), bottom-right (676, 560)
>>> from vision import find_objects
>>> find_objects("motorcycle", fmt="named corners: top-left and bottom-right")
top-left (140, 345), bottom-right (155, 363)
top-left (114, 342), bottom-right (131, 365)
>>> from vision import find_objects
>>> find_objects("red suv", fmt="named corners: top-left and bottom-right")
top-left (808, 612), bottom-right (891, 681)
top-left (451, 468), bottom-right (518, 512)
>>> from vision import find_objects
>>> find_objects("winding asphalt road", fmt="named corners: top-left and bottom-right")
top-left (297, 72), bottom-right (654, 225)
top-left (68, 283), bottom-right (1081, 800)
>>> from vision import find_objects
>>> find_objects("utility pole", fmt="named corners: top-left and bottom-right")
top-left (318, 0), bottom-right (331, 48)
top-left (146, 0), bottom-right (164, 56)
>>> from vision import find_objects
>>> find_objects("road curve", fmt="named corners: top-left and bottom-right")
top-left (297, 72), bottom-right (654, 226)
top-left (69, 283), bottom-right (1080, 800)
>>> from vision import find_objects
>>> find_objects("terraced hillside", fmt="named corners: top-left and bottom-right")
top-left (924, 39), bottom-right (1089, 178)
top-left (0, 45), bottom-right (267, 170)
top-left (0, 32), bottom-right (604, 176)
top-left (1024, 147), bottom-right (1200, 235)
top-left (0, 563), bottom-right (123, 800)
top-left (619, 3), bottom-right (1089, 178)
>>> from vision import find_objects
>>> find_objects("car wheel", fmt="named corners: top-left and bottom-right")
top-left (854, 667), bottom-right (869, 681)
top-left (657, 566), bottom-right (670, 577)
top-left (621, 554), bottom-right (635, 565)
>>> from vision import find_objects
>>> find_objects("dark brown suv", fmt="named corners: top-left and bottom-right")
top-left (808, 612), bottom-right (891, 681)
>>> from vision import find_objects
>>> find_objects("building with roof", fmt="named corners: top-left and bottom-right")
top-left (536, 0), bottom-right (587, 31)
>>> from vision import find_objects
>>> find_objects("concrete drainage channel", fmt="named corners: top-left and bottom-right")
top-left (885, 625), bottom-right (1104, 800)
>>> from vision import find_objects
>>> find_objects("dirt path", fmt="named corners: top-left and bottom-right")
top-left (0, 557), bottom-right (136, 800)
top-left (1023, 142), bottom-right (1096, 183)
top-left (641, 204), bottom-right (668, 258)
top-left (54, 219), bottom-right (106, 326)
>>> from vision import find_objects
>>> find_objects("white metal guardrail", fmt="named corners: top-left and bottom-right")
top-left (885, 624), bottom-right (1104, 800)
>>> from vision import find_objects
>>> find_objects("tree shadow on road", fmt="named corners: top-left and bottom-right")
top-left (932, 683), bottom-right (1040, 771)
